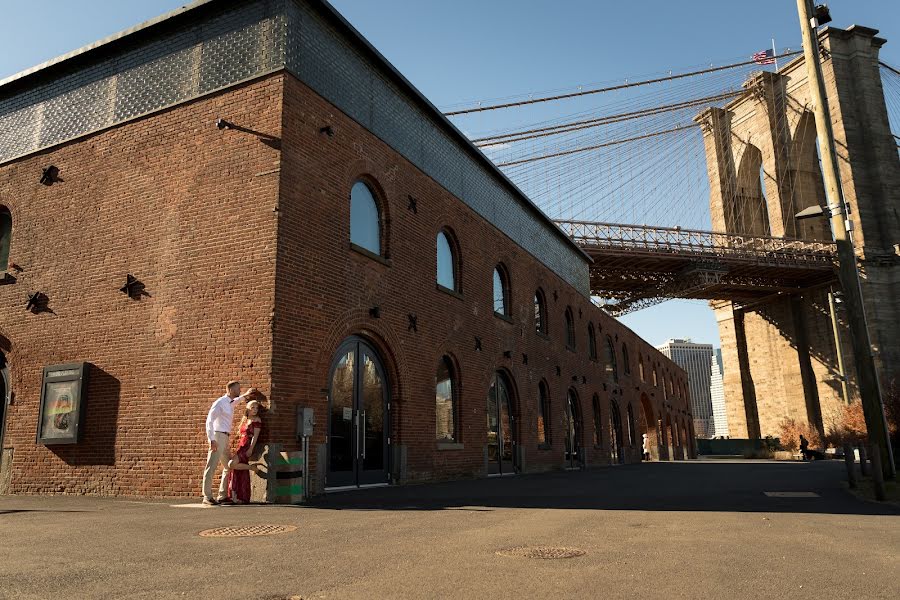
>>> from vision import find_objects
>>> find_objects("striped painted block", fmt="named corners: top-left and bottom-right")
top-left (273, 451), bottom-right (304, 504)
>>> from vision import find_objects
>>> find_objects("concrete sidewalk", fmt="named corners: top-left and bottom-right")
top-left (1, 460), bottom-right (898, 599)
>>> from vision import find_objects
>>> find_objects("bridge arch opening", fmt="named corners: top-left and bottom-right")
top-left (789, 111), bottom-right (830, 241)
top-left (731, 143), bottom-right (771, 236)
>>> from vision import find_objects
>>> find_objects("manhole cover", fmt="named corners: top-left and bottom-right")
top-left (496, 546), bottom-right (586, 559)
top-left (199, 525), bottom-right (297, 537)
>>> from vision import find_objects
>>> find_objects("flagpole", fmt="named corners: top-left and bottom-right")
top-left (772, 38), bottom-right (778, 72)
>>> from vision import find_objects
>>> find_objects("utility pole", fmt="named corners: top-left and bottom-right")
top-left (795, 0), bottom-right (895, 479)
top-left (826, 289), bottom-right (849, 405)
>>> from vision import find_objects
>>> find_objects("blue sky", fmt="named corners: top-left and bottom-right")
top-left (2, 0), bottom-right (898, 348)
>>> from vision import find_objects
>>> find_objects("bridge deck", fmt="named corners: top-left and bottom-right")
top-left (556, 220), bottom-right (838, 313)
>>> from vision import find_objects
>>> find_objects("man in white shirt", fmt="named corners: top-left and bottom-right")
top-left (202, 380), bottom-right (256, 505)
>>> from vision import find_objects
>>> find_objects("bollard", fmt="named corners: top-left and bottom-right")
top-left (870, 443), bottom-right (887, 502)
top-left (858, 445), bottom-right (869, 477)
top-left (843, 444), bottom-right (857, 489)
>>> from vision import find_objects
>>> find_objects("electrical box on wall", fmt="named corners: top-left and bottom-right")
top-left (296, 406), bottom-right (314, 438)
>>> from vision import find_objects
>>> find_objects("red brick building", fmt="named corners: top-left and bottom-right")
top-left (0, 0), bottom-right (694, 498)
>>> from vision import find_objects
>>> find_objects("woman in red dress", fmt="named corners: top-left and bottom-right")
top-left (227, 400), bottom-right (263, 504)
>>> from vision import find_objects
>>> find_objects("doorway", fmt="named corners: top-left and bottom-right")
top-left (564, 388), bottom-right (582, 469)
top-left (487, 371), bottom-right (516, 475)
top-left (609, 399), bottom-right (624, 464)
top-left (326, 337), bottom-right (390, 489)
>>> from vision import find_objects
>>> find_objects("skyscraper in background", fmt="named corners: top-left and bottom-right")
top-left (710, 348), bottom-right (728, 438)
top-left (656, 339), bottom-right (715, 438)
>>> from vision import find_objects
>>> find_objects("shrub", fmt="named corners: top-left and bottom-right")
top-left (824, 402), bottom-right (867, 448)
top-left (777, 418), bottom-right (821, 451)
top-left (823, 380), bottom-right (899, 449)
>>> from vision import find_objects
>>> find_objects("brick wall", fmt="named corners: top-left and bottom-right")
top-left (0, 75), bottom-right (284, 497)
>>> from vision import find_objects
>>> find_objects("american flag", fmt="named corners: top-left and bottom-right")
top-left (752, 49), bottom-right (777, 65)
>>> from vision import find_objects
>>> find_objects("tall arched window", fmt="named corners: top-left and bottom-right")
top-left (592, 394), bottom-right (602, 447)
top-left (350, 181), bottom-right (381, 255)
top-left (621, 344), bottom-right (630, 376)
top-left (639, 355), bottom-right (645, 381)
top-left (609, 399), bottom-right (624, 464)
top-left (565, 307), bottom-right (576, 349)
top-left (605, 336), bottom-right (618, 382)
top-left (0, 207), bottom-right (10, 270)
top-left (534, 289), bottom-right (547, 334)
top-left (493, 265), bottom-right (510, 317)
top-left (537, 381), bottom-right (551, 446)
top-left (587, 323), bottom-right (597, 360)
top-left (436, 230), bottom-right (458, 291)
top-left (627, 403), bottom-right (637, 446)
top-left (435, 356), bottom-right (457, 442)
top-left (652, 366), bottom-right (658, 387)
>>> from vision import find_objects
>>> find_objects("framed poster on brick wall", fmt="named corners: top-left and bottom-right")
top-left (36, 363), bottom-right (89, 445)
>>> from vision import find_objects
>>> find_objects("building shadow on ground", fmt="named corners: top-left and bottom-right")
top-left (305, 460), bottom-right (900, 517)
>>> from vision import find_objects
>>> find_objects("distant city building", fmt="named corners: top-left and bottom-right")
top-left (710, 348), bottom-right (728, 438)
top-left (656, 339), bottom-right (715, 438)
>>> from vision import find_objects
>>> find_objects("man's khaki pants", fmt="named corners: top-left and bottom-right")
top-left (202, 432), bottom-right (231, 500)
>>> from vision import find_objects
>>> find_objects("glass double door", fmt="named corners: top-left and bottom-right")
top-left (487, 372), bottom-right (516, 475)
top-left (564, 390), bottom-right (582, 469)
top-left (327, 338), bottom-right (389, 488)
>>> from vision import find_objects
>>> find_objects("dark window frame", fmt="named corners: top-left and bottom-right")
top-left (436, 228), bottom-right (461, 294)
top-left (493, 264), bottom-right (511, 318)
top-left (349, 179), bottom-right (386, 258)
top-left (537, 380), bottom-right (551, 448)
top-left (534, 288), bottom-right (548, 335)
top-left (588, 323), bottom-right (597, 361)
top-left (0, 206), bottom-right (11, 272)
top-left (435, 355), bottom-right (459, 443)
top-left (564, 307), bottom-right (576, 350)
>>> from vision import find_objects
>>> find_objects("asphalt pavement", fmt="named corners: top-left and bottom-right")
top-left (1, 459), bottom-right (898, 599)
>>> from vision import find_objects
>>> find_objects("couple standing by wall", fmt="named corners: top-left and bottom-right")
top-left (202, 381), bottom-right (266, 505)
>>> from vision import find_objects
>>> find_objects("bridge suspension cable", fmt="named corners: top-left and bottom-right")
top-left (444, 52), bottom-right (801, 115)
top-left (474, 91), bottom-right (743, 147)
top-left (495, 125), bottom-right (699, 167)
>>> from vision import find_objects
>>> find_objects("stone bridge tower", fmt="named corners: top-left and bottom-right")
top-left (696, 26), bottom-right (900, 439)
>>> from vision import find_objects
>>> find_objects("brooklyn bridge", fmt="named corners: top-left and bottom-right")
top-left (448, 25), bottom-right (900, 450)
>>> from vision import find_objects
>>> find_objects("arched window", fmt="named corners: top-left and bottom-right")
top-left (435, 356), bottom-right (457, 442)
top-left (621, 344), bottom-right (630, 376)
top-left (350, 181), bottom-right (381, 255)
top-left (609, 399), bottom-right (623, 464)
top-left (627, 403), bottom-right (637, 446)
top-left (592, 394), bottom-right (602, 447)
top-left (436, 230), bottom-right (458, 291)
top-left (0, 207), bottom-right (10, 270)
top-left (652, 366), bottom-right (658, 387)
top-left (487, 371), bottom-right (517, 474)
top-left (534, 289), bottom-right (547, 335)
top-left (537, 381), bottom-right (551, 446)
top-left (565, 307), bottom-right (576, 349)
top-left (588, 323), bottom-right (597, 360)
top-left (639, 355), bottom-right (645, 381)
top-left (493, 265), bottom-right (510, 317)
top-left (605, 336), bottom-right (618, 382)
